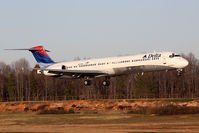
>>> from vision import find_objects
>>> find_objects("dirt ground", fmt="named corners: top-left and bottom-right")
top-left (1, 100), bottom-right (199, 132)
top-left (0, 99), bottom-right (199, 113)
top-left (1, 112), bottom-right (199, 133)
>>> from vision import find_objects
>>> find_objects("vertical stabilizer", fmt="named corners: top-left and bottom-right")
top-left (29, 46), bottom-right (55, 64)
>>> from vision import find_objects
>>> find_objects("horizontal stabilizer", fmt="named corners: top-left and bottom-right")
top-left (5, 48), bottom-right (50, 52)
top-left (5, 46), bottom-right (54, 64)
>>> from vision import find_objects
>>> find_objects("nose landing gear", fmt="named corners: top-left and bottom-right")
top-left (177, 68), bottom-right (183, 76)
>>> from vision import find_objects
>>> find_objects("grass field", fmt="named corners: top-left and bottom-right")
top-left (1, 111), bottom-right (199, 133)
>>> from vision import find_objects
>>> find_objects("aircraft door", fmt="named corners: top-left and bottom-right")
top-left (162, 56), bottom-right (167, 65)
top-left (62, 65), bottom-right (67, 70)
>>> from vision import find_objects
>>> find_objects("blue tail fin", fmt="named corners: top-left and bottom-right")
top-left (30, 46), bottom-right (55, 64)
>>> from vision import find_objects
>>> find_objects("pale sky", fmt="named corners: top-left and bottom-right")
top-left (0, 0), bottom-right (199, 67)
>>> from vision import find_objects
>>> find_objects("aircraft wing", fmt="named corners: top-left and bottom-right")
top-left (36, 68), bottom-right (107, 78)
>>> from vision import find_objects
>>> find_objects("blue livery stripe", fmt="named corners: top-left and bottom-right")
top-left (32, 52), bottom-right (55, 64)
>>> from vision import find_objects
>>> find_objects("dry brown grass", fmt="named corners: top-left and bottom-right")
top-left (1, 112), bottom-right (199, 133)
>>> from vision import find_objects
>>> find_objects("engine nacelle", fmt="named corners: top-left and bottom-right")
top-left (37, 70), bottom-right (57, 77)
top-left (37, 70), bottom-right (43, 74)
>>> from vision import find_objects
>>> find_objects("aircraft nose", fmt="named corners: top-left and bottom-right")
top-left (182, 59), bottom-right (189, 67)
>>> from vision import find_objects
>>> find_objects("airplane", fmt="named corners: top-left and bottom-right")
top-left (6, 45), bottom-right (189, 86)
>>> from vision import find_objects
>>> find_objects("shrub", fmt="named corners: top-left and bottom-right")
top-left (128, 105), bottom-right (199, 115)
top-left (68, 108), bottom-right (75, 114)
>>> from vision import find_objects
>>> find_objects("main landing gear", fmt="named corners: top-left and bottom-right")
top-left (84, 77), bottom-right (110, 86)
top-left (84, 80), bottom-right (91, 86)
top-left (102, 80), bottom-right (110, 86)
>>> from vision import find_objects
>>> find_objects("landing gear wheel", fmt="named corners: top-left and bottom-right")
top-left (102, 80), bottom-right (110, 86)
top-left (178, 71), bottom-right (182, 76)
top-left (84, 80), bottom-right (91, 86)
top-left (177, 69), bottom-right (183, 76)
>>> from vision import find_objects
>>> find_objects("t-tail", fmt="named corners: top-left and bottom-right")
top-left (30, 46), bottom-right (55, 64)
top-left (5, 46), bottom-right (55, 64)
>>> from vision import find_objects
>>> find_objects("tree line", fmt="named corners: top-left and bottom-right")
top-left (0, 53), bottom-right (199, 101)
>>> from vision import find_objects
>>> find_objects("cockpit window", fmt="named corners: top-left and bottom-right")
top-left (174, 55), bottom-right (180, 57)
top-left (169, 53), bottom-right (181, 58)
top-left (169, 53), bottom-right (175, 58)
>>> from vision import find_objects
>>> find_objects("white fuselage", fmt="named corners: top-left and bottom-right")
top-left (42, 52), bottom-right (189, 78)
